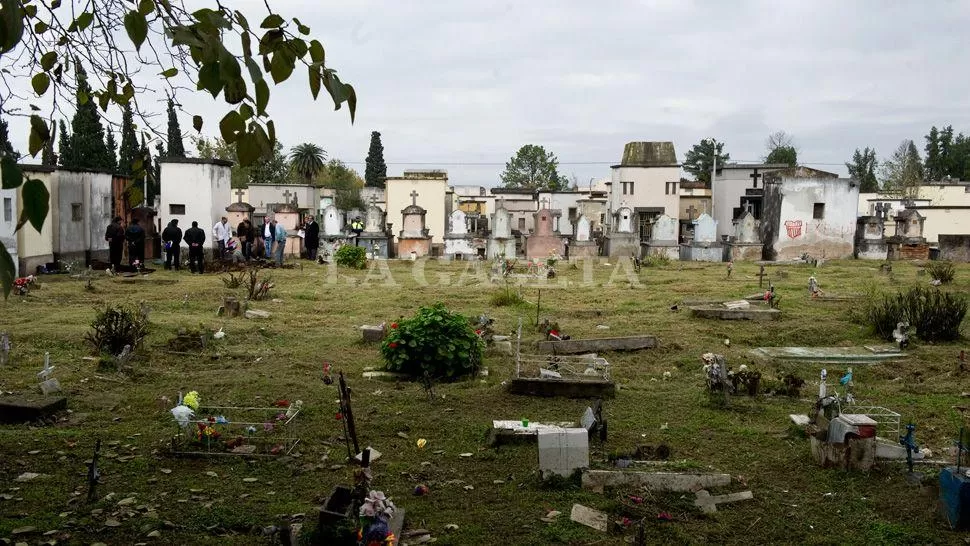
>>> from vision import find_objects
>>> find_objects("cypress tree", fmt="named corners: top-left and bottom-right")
top-left (104, 128), bottom-right (118, 171)
top-left (0, 117), bottom-right (18, 158)
top-left (118, 104), bottom-right (138, 175)
top-left (166, 98), bottom-right (185, 158)
top-left (41, 127), bottom-right (56, 166)
top-left (57, 120), bottom-right (71, 168)
top-left (63, 66), bottom-right (111, 170)
top-left (154, 141), bottom-right (165, 198)
top-left (364, 131), bottom-right (387, 188)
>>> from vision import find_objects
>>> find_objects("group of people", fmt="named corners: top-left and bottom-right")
top-left (103, 216), bottom-right (148, 271)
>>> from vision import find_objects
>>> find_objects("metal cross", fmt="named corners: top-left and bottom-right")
top-left (234, 188), bottom-right (245, 203)
top-left (749, 169), bottom-right (761, 188)
top-left (410, 190), bottom-right (419, 206)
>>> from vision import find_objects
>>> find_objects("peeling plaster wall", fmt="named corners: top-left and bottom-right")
top-left (16, 169), bottom-right (53, 274)
top-left (763, 177), bottom-right (859, 260)
top-left (52, 169), bottom-right (113, 263)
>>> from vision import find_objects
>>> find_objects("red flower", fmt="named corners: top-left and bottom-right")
top-left (335, 412), bottom-right (343, 420)
top-left (274, 399), bottom-right (290, 408)
top-left (388, 342), bottom-right (398, 349)
top-left (390, 323), bottom-right (398, 329)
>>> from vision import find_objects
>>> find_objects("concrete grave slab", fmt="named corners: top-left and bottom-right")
top-left (0, 395), bottom-right (67, 424)
top-left (751, 346), bottom-right (904, 364)
top-left (570, 504), bottom-right (607, 532)
top-left (536, 336), bottom-right (658, 354)
top-left (694, 489), bottom-right (754, 513)
top-left (690, 306), bottom-right (780, 321)
top-left (581, 470), bottom-right (731, 494)
top-left (538, 428), bottom-right (589, 478)
top-left (508, 377), bottom-right (615, 399)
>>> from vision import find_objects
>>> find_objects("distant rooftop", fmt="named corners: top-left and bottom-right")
top-left (386, 169), bottom-right (448, 180)
top-left (764, 166), bottom-right (840, 181)
top-left (720, 163), bottom-right (789, 170)
top-left (615, 141), bottom-right (678, 168)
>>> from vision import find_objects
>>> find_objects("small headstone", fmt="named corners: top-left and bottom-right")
top-left (39, 379), bottom-right (61, 395)
top-left (0, 332), bottom-right (9, 366)
top-left (538, 428), bottom-right (589, 478)
top-left (569, 504), bottom-right (607, 532)
top-left (245, 309), bottom-right (271, 319)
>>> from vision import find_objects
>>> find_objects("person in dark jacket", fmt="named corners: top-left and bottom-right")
top-left (162, 219), bottom-right (183, 271)
top-left (303, 215), bottom-right (320, 260)
top-left (104, 217), bottom-right (126, 270)
top-left (237, 219), bottom-right (253, 261)
top-left (125, 218), bottom-right (146, 267)
top-left (184, 221), bottom-right (206, 274)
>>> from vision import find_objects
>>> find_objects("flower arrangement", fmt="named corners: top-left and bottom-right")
top-left (183, 391), bottom-right (201, 411)
top-left (13, 275), bottom-right (36, 295)
top-left (358, 490), bottom-right (396, 546)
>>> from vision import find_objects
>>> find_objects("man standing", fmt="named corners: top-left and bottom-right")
top-left (212, 216), bottom-right (230, 260)
top-left (273, 219), bottom-right (287, 266)
top-left (184, 220), bottom-right (206, 274)
top-left (303, 215), bottom-right (320, 261)
top-left (104, 217), bottom-right (125, 271)
top-left (350, 217), bottom-right (364, 246)
top-left (125, 218), bottom-right (146, 267)
top-left (262, 216), bottom-right (274, 260)
top-left (237, 219), bottom-right (253, 261)
top-left (161, 219), bottom-right (183, 271)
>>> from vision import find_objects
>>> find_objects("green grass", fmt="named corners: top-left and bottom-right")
top-left (0, 258), bottom-right (968, 544)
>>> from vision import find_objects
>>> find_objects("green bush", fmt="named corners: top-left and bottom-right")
top-left (858, 286), bottom-right (967, 342)
top-left (334, 245), bottom-right (367, 269)
top-left (381, 303), bottom-right (484, 379)
top-left (926, 261), bottom-right (955, 284)
top-left (84, 304), bottom-right (151, 355)
top-left (489, 284), bottom-right (524, 306)
top-left (642, 252), bottom-right (670, 267)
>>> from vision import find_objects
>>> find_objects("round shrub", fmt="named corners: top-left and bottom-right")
top-left (334, 245), bottom-right (367, 269)
top-left (381, 303), bottom-right (483, 379)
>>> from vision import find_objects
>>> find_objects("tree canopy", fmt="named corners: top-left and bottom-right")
top-left (318, 158), bottom-right (364, 210)
top-left (846, 147), bottom-right (879, 193)
top-left (683, 138), bottom-right (729, 185)
top-left (500, 144), bottom-right (565, 191)
top-left (764, 131), bottom-right (797, 166)
top-left (290, 143), bottom-right (326, 184)
top-left (365, 131), bottom-right (387, 188)
top-left (880, 140), bottom-right (924, 202)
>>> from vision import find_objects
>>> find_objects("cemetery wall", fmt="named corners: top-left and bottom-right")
top-left (247, 184), bottom-right (319, 216)
top-left (762, 177), bottom-right (858, 260)
top-left (159, 159), bottom-right (232, 249)
top-left (52, 169), bottom-right (112, 263)
top-left (908, 206), bottom-right (970, 245)
top-left (386, 176), bottom-right (447, 244)
top-left (0, 182), bottom-right (17, 277)
top-left (939, 234), bottom-right (970, 262)
top-left (17, 168), bottom-right (54, 274)
top-left (711, 165), bottom-right (784, 239)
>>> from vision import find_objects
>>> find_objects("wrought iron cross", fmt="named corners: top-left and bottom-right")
top-left (749, 169), bottom-right (761, 188)
top-left (410, 190), bottom-right (419, 206)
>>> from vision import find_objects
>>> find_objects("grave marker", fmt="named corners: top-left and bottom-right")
top-left (87, 439), bottom-right (101, 503)
top-left (0, 332), bottom-right (9, 366)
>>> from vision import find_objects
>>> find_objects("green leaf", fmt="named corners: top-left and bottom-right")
top-left (23, 4), bottom-right (35, 17)
top-left (239, 103), bottom-right (253, 121)
top-left (245, 57), bottom-right (262, 83)
top-left (97, 91), bottom-right (110, 112)
top-left (269, 50), bottom-right (294, 84)
top-left (33, 21), bottom-right (48, 34)
top-left (296, 22), bottom-right (310, 35)
top-left (31, 73), bottom-right (49, 95)
top-left (254, 79), bottom-right (268, 115)
top-left (160, 67), bottom-right (178, 78)
top-left (266, 120), bottom-right (275, 145)
top-left (77, 90), bottom-right (88, 105)
top-left (19, 178), bottom-right (49, 233)
top-left (197, 62), bottom-right (222, 97)
top-left (235, 131), bottom-right (258, 167)
top-left (28, 115), bottom-right (49, 157)
top-left (308, 40), bottom-right (324, 64)
top-left (260, 14), bottom-right (284, 28)
top-left (308, 65), bottom-right (320, 99)
top-left (240, 31), bottom-right (251, 58)
top-left (192, 115), bottom-right (203, 132)
top-left (138, 0), bottom-right (154, 17)
top-left (1, 155), bottom-right (22, 189)
top-left (124, 11), bottom-right (148, 50)
top-left (258, 29), bottom-right (283, 55)
top-left (219, 110), bottom-right (244, 143)
top-left (0, 240), bottom-right (15, 298)
top-left (0, 0), bottom-right (25, 54)
top-left (74, 12), bottom-right (94, 32)
top-left (50, 0), bottom-right (60, 8)
top-left (40, 51), bottom-right (56, 71)
top-left (345, 84), bottom-right (357, 123)
top-left (234, 10), bottom-right (249, 30)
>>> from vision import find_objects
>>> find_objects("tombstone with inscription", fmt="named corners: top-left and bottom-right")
top-left (487, 200), bottom-right (516, 259)
top-left (887, 209), bottom-right (928, 260)
top-left (726, 211), bottom-right (763, 261)
top-left (397, 191), bottom-right (432, 258)
top-left (606, 205), bottom-right (639, 258)
top-left (525, 202), bottom-right (566, 260)
top-left (854, 214), bottom-right (888, 260)
top-left (444, 209), bottom-right (475, 260)
top-left (357, 198), bottom-right (391, 259)
top-left (569, 215), bottom-right (598, 258)
top-left (680, 213), bottom-right (723, 262)
top-left (641, 214), bottom-right (680, 260)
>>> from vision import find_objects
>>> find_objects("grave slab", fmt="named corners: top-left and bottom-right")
top-left (690, 306), bottom-right (780, 321)
top-left (538, 428), bottom-right (589, 478)
top-left (751, 346), bottom-right (903, 364)
top-left (508, 377), bottom-right (615, 399)
top-left (581, 470), bottom-right (731, 493)
top-left (569, 504), bottom-right (608, 532)
top-left (0, 395), bottom-right (67, 424)
top-left (536, 336), bottom-right (657, 354)
top-left (694, 489), bottom-right (754, 513)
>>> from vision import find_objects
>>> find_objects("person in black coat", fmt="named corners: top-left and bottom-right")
top-left (303, 215), bottom-right (320, 260)
top-left (237, 219), bottom-right (253, 261)
top-left (184, 221), bottom-right (206, 274)
top-left (104, 217), bottom-right (125, 270)
top-left (162, 219), bottom-right (183, 271)
top-left (125, 218), bottom-right (146, 267)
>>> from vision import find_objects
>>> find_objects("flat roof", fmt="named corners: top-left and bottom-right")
top-left (160, 157), bottom-right (234, 167)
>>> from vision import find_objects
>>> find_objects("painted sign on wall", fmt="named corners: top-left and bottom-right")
top-left (785, 220), bottom-right (803, 239)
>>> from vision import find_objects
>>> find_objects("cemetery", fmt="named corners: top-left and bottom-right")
top-left (0, 256), bottom-right (968, 544)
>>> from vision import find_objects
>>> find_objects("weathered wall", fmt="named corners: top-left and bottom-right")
top-left (397, 237), bottom-right (432, 257)
top-left (939, 234), bottom-right (970, 262)
top-left (727, 243), bottom-right (763, 261)
top-left (911, 207), bottom-right (970, 245)
top-left (0, 182), bottom-right (17, 277)
top-left (711, 165), bottom-right (784, 238)
top-left (159, 159), bottom-right (232, 249)
top-left (16, 168), bottom-right (54, 274)
top-left (608, 165), bottom-right (681, 224)
top-left (52, 169), bottom-right (112, 262)
top-left (386, 175), bottom-right (447, 244)
top-left (763, 177), bottom-right (859, 260)
top-left (247, 184), bottom-right (319, 216)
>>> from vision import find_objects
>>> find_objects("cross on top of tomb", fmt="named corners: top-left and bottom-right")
top-left (282, 189), bottom-right (293, 204)
top-left (410, 190), bottom-right (419, 206)
top-left (749, 169), bottom-right (761, 188)
top-left (686, 205), bottom-right (698, 220)
top-left (235, 188), bottom-right (245, 203)
top-left (540, 197), bottom-right (550, 209)
top-left (370, 194), bottom-right (378, 207)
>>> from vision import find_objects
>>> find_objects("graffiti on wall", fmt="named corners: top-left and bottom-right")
top-left (784, 220), bottom-right (803, 239)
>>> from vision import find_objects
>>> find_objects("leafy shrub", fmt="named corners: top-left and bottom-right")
top-left (381, 303), bottom-right (484, 379)
top-left (857, 286), bottom-right (967, 342)
top-left (335, 245), bottom-right (367, 269)
top-left (642, 252), bottom-right (670, 267)
top-left (85, 304), bottom-right (151, 355)
top-left (926, 261), bottom-right (955, 284)
top-left (489, 284), bottom-right (524, 306)
top-left (222, 271), bottom-right (244, 289)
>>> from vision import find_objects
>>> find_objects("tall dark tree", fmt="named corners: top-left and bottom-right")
top-left (118, 104), bottom-right (139, 175)
top-left (166, 98), bottom-right (185, 158)
top-left (154, 141), bottom-right (165, 197)
top-left (925, 125), bottom-right (956, 181)
top-left (57, 120), bottom-right (71, 168)
top-left (137, 135), bottom-right (156, 206)
top-left (104, 128), bottom-right (118, 171)
top-left (364, 131), bottom-right (387, 188)
top-left (41, 127), bottom-right (56, 166)
top-left (846, 147), bottom-right (879, 193)
top-left (683, 138), bottom-right (730, 185)
top-left (0, 118), bottom-right (18, 158)
top-left (61, 66), bottom-right (112, 170)
top-left (500, 144), bottom-right (565, 191)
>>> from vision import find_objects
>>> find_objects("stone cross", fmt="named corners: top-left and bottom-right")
top-left (370, 194), bottom-right (378, 207)
top-left (686, 205), bottom-right (698, 220)
top-left (749, 169), bottom-right (761, 188)
top-left (540, 197), bottom-right (550, 210)
top-left (497, 197), bottom-right (505, 210)
top-left (235, 188), bottom-right (245, 203)
top-left (410, 190), bottom-right (419, 206)
top-left (282, 189), bottom-right (293, 204)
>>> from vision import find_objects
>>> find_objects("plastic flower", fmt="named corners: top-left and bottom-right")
top-left (390, 323), bottom-right (398, 329)
top-left (183, 391), bottom-right (201, 411)
top-left (388, 342), bottom-right (398, 349)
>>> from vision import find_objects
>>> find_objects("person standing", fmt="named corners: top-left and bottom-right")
top-left (104, 216), bottom-right (126, 271)
top-left (273, 219), bottom-right (288, 266)
top-left (125, 218), bottom-right (146, 267)
top-left (350, 217), bottom-right (364, 246)
top-left (303, 215), bottom-right (320, 261)
top-left (184, 221), bottom-right (206, 274)
top-left (161, 219), bottom-right (183, 271)
top-left (262, 216), bottom-right (274, 259)
top-left (237, 219), bottom-right (253, 261)
top-left (212, 216), bottom-right (230, 260)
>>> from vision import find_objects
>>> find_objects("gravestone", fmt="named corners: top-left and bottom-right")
top-left (726, 211), bottom-right (763, 261)
top-left (607, 205), bottom-right (639, 257)
top-left (570, 215), bottom-right (598, 258)
top-left (525, 206), bottom-right (565, 260)
top-left (444, 209), bottom-right (475, 260)
top-left (397, 193), bottom-right (432, 257)
top-left (538, 428), bottom-right (589, 479)
top-left (487, 201), bottom-right (516, 259)
top-left (0, 332), bottom-right (9, 366)
top-left (320, 204), bottom-right (348, 260)
top-left (680, 213), bottom-right (723, 262)
top-left (641, 214), bottom-right (679, 261)
top-left (887, 209), bottom-right (928, 260)
top-left (357, 202), bottom-right (391, 258)
top-left (854, 215), bottom-right (887, 260)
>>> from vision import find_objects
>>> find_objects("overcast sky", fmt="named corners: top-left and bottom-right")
top-left (9, 0), bottom-right (970, 186)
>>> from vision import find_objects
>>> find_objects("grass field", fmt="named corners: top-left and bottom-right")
top-left (0, 257), bottom-right (968, 545)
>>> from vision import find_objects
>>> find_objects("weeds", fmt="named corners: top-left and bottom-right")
top-left (222, 271), bottom-right (245, 289)
top-left (856, 285), bottom-right (967, 342)
top-left (927, 261), bottom-right (955, 284)
top-left (245, 266), bottom-right (273, 301)
top-left (84, 304), bottom-right (151, 355)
